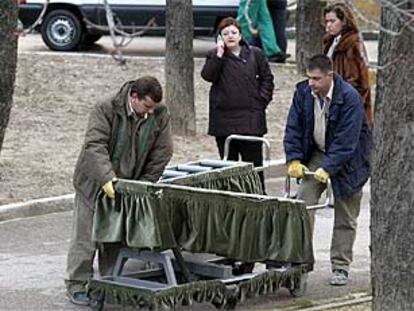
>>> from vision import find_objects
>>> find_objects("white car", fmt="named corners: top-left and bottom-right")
top-left (18, 0), bottom-right (239, 51)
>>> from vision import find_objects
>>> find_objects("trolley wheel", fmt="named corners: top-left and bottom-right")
top-left (289, 273), bottom-right (308, 297)
top-left (224, 296), bottom-right (238, 310)
top-left (89, 293), bottom-right (105, 311)
top-left (211, 296), bottom-right (237, 310)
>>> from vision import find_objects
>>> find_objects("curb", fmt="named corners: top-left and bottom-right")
top-left (273, 292), bottom-right (372, 311)
top-left (0, 193), bottom-right (74, 222)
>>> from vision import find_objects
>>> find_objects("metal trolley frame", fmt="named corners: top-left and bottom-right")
top-left (89, 135), bottom-right (334, 311)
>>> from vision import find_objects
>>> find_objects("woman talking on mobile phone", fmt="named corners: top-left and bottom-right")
top-left (201, 17), bottom-right (274, 192)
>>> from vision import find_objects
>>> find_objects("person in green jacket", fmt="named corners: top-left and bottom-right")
top-left (237, 0), bottom-right (288, 62)
top-left (65, 76), bottom-right (173, 306)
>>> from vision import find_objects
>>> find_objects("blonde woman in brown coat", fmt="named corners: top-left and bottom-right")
top-left (323, 2), bottom-right (373, 126)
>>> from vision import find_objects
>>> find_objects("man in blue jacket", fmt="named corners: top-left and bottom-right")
top-left (283, 54), bottom-right (371, 286)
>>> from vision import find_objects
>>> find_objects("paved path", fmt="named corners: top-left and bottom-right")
top-left (0, 179), bottom-right (370, 310)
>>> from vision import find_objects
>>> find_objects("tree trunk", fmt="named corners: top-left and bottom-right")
top-left (165, 0), bottom-right (196, 136)
top-left (371, 1), bottom-right (414, 310)
top-left (0, 0), bottom-right (18, 154)
top-left (295, 0), bottom-right (326, 75)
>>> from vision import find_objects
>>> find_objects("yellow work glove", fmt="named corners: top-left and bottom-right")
top-left (287, 160), bottom-right (308, 179)
top-left (314, 168), bottom-right (329, 184)
top-left (102, 178), bottom-right (117, 199)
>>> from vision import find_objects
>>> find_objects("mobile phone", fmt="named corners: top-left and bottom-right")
top-left (216, 34), bottom-right (224, 46)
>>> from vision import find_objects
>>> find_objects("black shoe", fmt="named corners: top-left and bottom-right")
top-left (268, 52), bottom-right (291, 63)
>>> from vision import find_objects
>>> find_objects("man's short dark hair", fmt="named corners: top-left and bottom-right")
top-left (130, 76), bottom-right (163, 103)
top-left (307, 54), bottom-right (333, 74)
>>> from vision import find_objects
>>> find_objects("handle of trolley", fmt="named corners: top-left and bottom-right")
top-left (223, 134), bottom-right (334, 210)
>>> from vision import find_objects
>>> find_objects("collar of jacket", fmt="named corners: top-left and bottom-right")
top-left (323, 30), bottom-right (360, 53)
top-left (223, 39), bottom-right (251, 59)
top-left (304, 73), bottom-right (345, 106)
top-left (112, 80), bottom-right (134, 110)
top-left (330, 74), bottom-right (345, 106)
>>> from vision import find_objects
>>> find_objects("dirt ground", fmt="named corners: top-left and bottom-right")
top-left (0, 54), bottom-right (303, 204)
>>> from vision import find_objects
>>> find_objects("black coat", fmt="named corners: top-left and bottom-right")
top-left (201, 42), bottom-right (274, 137)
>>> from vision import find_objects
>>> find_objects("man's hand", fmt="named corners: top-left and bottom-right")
top-left (314, 168), bottom-right (329, 183)
top-left (102, 178), bottom-right (117, 199)
top-left (287, 160), bottom-right (308, 178)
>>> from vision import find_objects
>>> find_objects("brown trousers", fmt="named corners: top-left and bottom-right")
top-left (296, 150), bottom-right (362, 272)
top-left (65, 194), bottom-right (121, 292)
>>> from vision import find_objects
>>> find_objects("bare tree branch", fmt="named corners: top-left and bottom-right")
top-left (369, 53), bottom-right (404, 70)
top-left (380, 0), bottom-right (414, 32)
top-left (83, 0), bottom-right (157, 65)
top-left (347, 1), bottom-right (403, 36)
top-left (19, 0), bottom-right (49, 36)
top-left (332, 1), bottom-right (414, 36)
top-left (83, 16), bottom-right (157, 39)
top-left (380, 0), bottom-right (413, 18)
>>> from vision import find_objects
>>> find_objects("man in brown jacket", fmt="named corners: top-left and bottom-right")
top-left (65, 76), bottom-right (173, 306)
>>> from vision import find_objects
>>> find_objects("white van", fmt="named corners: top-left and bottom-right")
top-left (18, 0), bottom-right (239, 51)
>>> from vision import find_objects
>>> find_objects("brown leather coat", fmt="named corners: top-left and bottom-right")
top-left (323, 31), bottom-right (373, 126)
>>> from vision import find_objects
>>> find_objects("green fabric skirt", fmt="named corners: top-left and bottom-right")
top-left (90, 166), bottom-right (313, 310)
top-left (92, 180), bottom-right (313, 264)
top-left (88, 265), bottom-right (306, 310)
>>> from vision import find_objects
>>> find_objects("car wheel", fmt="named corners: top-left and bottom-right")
top-left (82, 34), bottom-right (102, 46)
top-left (41, 9), bottom-right (83, 51)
